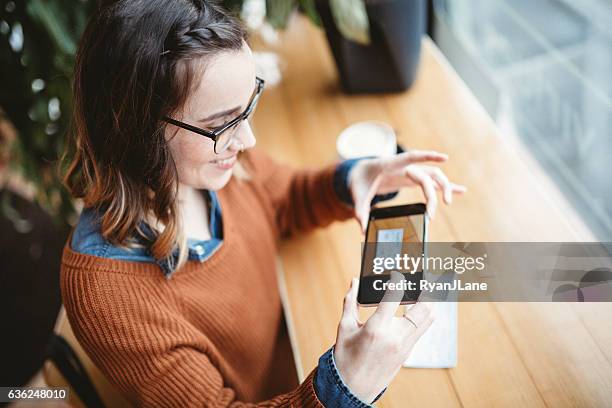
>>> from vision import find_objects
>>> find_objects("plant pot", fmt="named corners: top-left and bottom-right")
top-left (316, 0), bottom-right (427, 94)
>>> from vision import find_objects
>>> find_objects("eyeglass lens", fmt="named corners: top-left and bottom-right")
top-left (214, 96), bottom-right (260, 154)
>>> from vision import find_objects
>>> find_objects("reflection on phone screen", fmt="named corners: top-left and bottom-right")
top-left (360, 212), bottom-right (426, 304)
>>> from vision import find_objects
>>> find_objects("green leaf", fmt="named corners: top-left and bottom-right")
top-left (266, 0), bottom-right (298, 29)
top-left (299, 0), bottom-right (322, 27)
top-left (329, 0), bottom-right (371, 45)
top-left (26, 0), bottom-right (77, 55)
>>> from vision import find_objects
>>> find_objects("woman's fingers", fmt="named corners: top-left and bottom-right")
top-left (369, 271), bottom-right (405, 326)
top-left (351, 164), bottom-right (381, 233)
top-left (341, 278), bottom-right (361, 330)
top-left (403, 302), bottom-right (432, 328)
top-left (355, 184), bottom-right (378, 233)
top-left (383, 150), bottom-right (448, 172)
top-left (428, 167), bottom-right (453, 204)
top-left (422, 167), bottom-right (467, 203)
top-left (402, 302), bottom-right (434, 344)
top-left (401, 166), bottom-right (467, 217)
top-left (404, 166), bottom-right (438, 219)
top-left (355, 197), bottom-right (372, 234)
top-left (451, 183), bottom-right (468, 194)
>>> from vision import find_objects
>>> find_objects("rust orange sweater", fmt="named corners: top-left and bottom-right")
top-left (60, 150), bottom-right (355, 407)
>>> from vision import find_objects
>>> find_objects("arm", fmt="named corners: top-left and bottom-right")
top-left (242, 149), bottom-right (355, 238)
top-left (333, 158), bottom-right (398, 207)
top-left (242, 147), bottom-right (465, 238)
top-left (314, 348), bottom-right (385, 407)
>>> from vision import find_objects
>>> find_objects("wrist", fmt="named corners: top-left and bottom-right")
top-left (333, 346), bottom-right (378, 404)
top-left (333, 158), bottom-right (365, 207)
top-left (315, 347), bottom-right (374, 407)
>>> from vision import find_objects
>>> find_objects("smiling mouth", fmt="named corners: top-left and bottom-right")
top-left (210, 155), bottom-right (237, 169)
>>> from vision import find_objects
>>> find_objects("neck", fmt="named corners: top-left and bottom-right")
top-left (177, 182), bottom-right (196, 203)
top-left (177, 182), bottom-right (211, 241)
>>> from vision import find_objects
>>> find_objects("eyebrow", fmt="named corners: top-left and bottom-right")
top-left (199, 106), bottom-right (242, 123)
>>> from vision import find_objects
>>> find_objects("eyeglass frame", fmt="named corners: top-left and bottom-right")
top-left (162, 76), bottom-right (265, 153)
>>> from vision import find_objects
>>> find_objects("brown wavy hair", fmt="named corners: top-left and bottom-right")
top-left (62, 0), bottom-right (247, 270)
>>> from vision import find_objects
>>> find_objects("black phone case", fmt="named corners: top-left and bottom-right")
top-left (357, 203), bottom-right (428, 307)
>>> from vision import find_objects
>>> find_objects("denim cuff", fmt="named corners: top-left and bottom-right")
top-left (313, 347), bottom-right (386, 407)
top-left (333, 158), bottom-right (399, 207)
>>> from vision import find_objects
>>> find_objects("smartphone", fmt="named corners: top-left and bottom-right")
top-left (357, 203), bottom-right (428, 306)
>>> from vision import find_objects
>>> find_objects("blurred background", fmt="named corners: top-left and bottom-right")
top-left (433, 0), bottom-right (612, 241)
top-left (0, 0), bottom-right (610, 405)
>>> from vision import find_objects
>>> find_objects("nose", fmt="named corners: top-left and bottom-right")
top-left (229, 121), bottom-right (256, 151)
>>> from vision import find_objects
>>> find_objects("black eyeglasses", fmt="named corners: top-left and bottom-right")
top-left (162, 77), bottom-right (265, 154)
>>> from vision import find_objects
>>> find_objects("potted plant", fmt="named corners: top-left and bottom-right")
top-left (225, 0), bottom-right (427, 93)
top-left (0, 0), bottom-right (95, 388)
top-left (315, 0), bottom-right (426, 93)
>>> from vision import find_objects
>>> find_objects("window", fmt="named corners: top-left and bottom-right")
top-left (433, 0), bottom-right (612, 239)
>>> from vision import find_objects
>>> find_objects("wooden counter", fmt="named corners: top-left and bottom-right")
top-left (252, 16), bottom-right (612, 407)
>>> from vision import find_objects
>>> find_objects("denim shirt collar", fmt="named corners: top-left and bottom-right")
top-left (71, 190), bottom-right (224, 279)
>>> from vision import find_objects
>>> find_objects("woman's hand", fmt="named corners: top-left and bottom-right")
top-left (333, 273), bottom-right (434, 403)
top-left (349, 150), bottom-right (467, 231)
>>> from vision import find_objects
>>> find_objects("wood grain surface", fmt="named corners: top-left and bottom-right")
top-left (252, 16), bottom-right (611, 407)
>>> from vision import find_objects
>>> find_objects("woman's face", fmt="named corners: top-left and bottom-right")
top-left (166, 43), bottom-right (257, 191)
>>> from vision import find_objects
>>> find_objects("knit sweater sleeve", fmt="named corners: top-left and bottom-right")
top-left (60, 267), bottom-right (324, 408)
top-left (242, 149), bottom-right (355, 238)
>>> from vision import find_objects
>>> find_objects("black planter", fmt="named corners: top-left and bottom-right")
top-left (316, 0), bottom-right (427, 94)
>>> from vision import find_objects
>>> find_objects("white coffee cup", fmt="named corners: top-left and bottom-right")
top-left (336, 121), bottom-right (397, 160)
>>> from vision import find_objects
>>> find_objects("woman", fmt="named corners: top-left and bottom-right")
top-left (61, 1), bottom-right (466, 406)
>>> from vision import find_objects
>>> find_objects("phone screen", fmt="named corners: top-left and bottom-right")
top-left (358, 204), bottom-right (427, 305)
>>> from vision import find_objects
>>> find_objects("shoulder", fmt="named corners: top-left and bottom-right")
top-left (61, 214), bottom-right (170, 318)
top-left (70, 208), bottom-right (151, 262)
top-left (241, 148), bottom-right (291, 178)
top-left (238, 148), bottom-right (298, 195)
top-left (70, 207), bottom-right (110, 257)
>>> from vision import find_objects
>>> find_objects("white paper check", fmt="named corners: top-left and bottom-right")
top-left (403, 302), bottom-right (457, 368)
